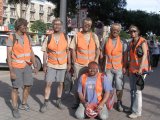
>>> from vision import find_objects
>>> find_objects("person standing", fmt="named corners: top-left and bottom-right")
top-left (6, 18), bottom-right (38, 118)
top-left (69, 18), bottom-right (100, 108)
top-left (40, 18), bottom-right (71, 112)
top-left (151, 39), bottom-right (160, 67)
top-left (128, 25), bottom-right (150, 118)
top-left (104, 23), bottom-right (128, 112)
top-left (75, 61), bottom-right (112, 120)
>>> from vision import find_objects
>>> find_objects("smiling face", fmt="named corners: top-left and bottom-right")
top-left (19, 24), bottom-right (27, 33)
top-left (110, 24), bottom-right (121, 38)
top-left (88, 62), bottom-right (99, 76)
top-left (52, 20), bottom-right (62, 32)
top-left (82, 20), bottom-right (92, 32)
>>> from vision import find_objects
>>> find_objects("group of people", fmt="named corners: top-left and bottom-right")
top-left (6, 17), bottom-right (151, 120)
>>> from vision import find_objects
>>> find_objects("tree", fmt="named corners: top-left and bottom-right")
top-left (30, 20), bottom-right (46, 34)
top-left (48, 0), bottom-right (126, 24)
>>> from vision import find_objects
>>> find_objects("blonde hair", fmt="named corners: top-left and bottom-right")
top-left (110, 23), bottom-right (122, 32)
top-left (129, 25), bottom-right (140, 34)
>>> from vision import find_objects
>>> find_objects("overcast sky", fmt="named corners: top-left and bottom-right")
top-left (126, 0), bottom-right (160, 13)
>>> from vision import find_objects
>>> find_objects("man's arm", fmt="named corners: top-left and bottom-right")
top-left (7, 46), bottom-right (13, 70)
top-left (69, 36), bottom-right (76, 63)
top-left (139, 41), bottom-right (148, 74)
top-left (94, 34), bottom-right (100, 63)
top-left (43, 51), bottom-right (48, 73)
top-left (7, 46), bottom-right (16, 79)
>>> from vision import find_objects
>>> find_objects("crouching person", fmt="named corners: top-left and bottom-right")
top-left (75, 61), bottom-right (112, 120)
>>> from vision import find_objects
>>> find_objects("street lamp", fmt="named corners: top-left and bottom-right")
top-left (60, 0), bottom-right (67, 33)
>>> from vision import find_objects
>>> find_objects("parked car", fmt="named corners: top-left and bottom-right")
top-left (0, 34), bottom-right (43, 71)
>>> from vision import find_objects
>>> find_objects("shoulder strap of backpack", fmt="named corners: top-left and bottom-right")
top-left (47, 34), bottom-right (52, 45)
top-left (12, 34), bottom-right (17, 46)
top-left (25, 32), bottom-right (31, 46)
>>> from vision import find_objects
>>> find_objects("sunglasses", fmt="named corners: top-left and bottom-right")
top-left (130, 30), bottom-right (137, 33)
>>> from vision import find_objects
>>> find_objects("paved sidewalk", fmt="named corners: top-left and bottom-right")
top-left (0, 67), bottom-right (160, 120)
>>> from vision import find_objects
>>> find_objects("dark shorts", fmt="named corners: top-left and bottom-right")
top-left (11, 65), bottom-right (33, 88)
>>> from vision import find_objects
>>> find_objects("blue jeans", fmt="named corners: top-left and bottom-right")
top-left (129, 74), bottom-right (142, 115)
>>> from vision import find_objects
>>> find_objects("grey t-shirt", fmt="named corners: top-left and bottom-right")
top-left (6, 33), bottom-right (32, 47)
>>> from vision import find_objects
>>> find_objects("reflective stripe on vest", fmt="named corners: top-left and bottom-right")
top-left (81, 73), bottom-right (103, 103)
top-left (48, 49), bottom-right (66, 55)
top-left (12, 52), bottom-right (31, 58)
top-left (12, 59), bottom-right (30, 64)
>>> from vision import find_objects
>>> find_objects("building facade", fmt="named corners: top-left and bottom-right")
top-left (2, 0), bottom-right (55, 31)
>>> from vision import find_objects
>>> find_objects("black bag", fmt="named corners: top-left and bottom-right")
top-left (136, 74), bottom-right (145, 90)
top-left (136, 41), bottom-right (145, 58)
top-left (64, 71), bottom-right (73, 93)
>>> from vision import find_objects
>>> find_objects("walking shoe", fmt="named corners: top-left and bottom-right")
top-left (129, 113), bottom-right (141, 119)
top-left (56, 99), bottom-right (63, 110)
top-left (19, 104), bottom-right (30, 111)
top-left (117, 101), bottom-right (123, 112)
top-left (12, 109), bottom-right (21, 119)
top-left (40, 102), bottom-right (48, 113)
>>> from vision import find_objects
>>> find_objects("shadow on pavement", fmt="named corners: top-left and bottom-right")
top-left (30, 78), bottom-right (45, 108)
top-left (0, 80), bottom-right (12, 110)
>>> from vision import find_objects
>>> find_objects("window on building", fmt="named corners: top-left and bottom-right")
top-left (30, 13), bottom-right (35, 20)
top-left (31, 3), bottom-right (34, 10)
top-left (40, 14), bottom-right (43, 21)
top-left (40, 5), bottom-right (43, 12)
top-left (47, 16), bottom-right (51, 22)
top-left (48, 7), bottom-right (51, 14)
top-left (10, 9), bottom-right (16, 17)
top-left (22, 11), bottom-right (26, 18)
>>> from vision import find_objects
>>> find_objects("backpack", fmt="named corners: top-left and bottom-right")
top-left (12, 33), bottom-right (30, 46)
top-left (47, 33), bottom-right (68, 45)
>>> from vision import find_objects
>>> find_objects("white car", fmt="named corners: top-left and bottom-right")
top-left (0, 34), bottom-right (43, 71)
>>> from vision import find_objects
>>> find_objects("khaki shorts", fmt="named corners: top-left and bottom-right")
top-left (11, 65), bottom-right (33, 88)
top-left (106, 69), bottom-right (124, 90)
top-left (45, 67), bottom-right (66, 83)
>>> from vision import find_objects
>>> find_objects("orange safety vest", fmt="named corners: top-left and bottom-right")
top-left (76, 32), bottom-right (96, 65)
top-left (11, 33), bottom-right (31, 68)
top-left (81, 73), bottom-right (103, 103)
top-left (47, 33), bottom-right (67, 65)
top-left (129, 37), bottom-right (150, 73)
top-left (105, 36), bottom-right (123, 70)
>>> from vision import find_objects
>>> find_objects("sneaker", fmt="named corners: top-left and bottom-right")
top-left (56, 99), bottom-right (63, 110)
top-left (117, 101), bottom-right (123, 112)
top-left (40, 102), bottom-right (48, 113)
top-left (12, 109), bottom-right (21, 119)
top-left (129, 113), bottom-right (141, 119)
top-left (19, 104), bottom-right (30, 111)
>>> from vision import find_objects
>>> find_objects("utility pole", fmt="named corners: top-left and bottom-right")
top-left (60, 0), bottom-right (67, 33)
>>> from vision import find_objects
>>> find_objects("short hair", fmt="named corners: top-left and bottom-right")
top-left (110, 23), bottom-right (122, 32)
top-left (52, 18), bottom-right (63, 25)
top-left (83, 17), bottom-right (92, 25)
top-left (88, 61), bottom-right (98, 67)
top-left (15, 18), bottom-right (28, 31)
top-left (129, 25), bottom-right (140, 35)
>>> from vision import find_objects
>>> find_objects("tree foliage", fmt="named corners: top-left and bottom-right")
top-left (30, 20), bottom-right (46, 34)
top-left (47, 0), bottom-right (76, 17)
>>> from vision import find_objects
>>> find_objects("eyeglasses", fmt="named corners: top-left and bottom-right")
top-left (88, 68), bottom-right (98, 71)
